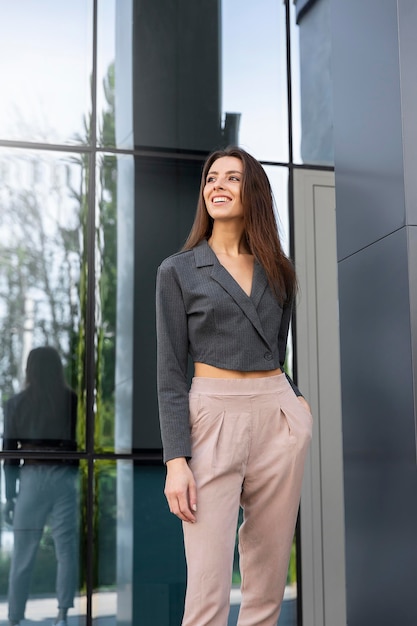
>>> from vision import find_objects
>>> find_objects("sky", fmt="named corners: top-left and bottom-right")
top-left (0, 0), bottom-right (115, 144)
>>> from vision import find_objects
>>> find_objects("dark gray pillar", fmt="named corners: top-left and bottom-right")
top-left (332, 1), bottom-right (417, 624)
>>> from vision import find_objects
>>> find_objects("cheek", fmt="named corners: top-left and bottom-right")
top-left (203, 189), bottom-right (211, 208)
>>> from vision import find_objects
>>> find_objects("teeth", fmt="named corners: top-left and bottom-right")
top-left (213, 196), bottom-right (230, 203)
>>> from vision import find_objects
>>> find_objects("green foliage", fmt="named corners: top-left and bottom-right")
top-left (287, 538), bottom-right (297, 586)
top-left (78, 459), bottom-right (117, 591)
top-left (0, 61), bottom-right (119, 598)
top-left (95, 62), bottom-right (117, 453)
top-left (77, 60), bottom-right (118, 589)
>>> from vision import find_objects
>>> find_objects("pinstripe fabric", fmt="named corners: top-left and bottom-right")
top-left (156, 239), bottom-right (301, 462)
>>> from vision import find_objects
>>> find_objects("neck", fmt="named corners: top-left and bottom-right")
top-left (209, 222), bottom-right (249, 256)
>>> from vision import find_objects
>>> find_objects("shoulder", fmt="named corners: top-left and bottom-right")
top-left (158, 240), bottom-right (210, 276)
top-left (158, 248), bottom-right (195, 273)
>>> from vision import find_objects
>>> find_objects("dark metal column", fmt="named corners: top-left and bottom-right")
top-left (332, 1), bottom-right (417, 624)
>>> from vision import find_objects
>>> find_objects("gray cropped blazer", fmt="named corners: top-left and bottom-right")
top-left (156, 239), bottom-right (302, 462)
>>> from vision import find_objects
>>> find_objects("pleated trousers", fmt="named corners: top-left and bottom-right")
top-left (182, 373), bottom-right (312, 626)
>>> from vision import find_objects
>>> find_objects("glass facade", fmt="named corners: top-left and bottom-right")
top-left (0, 1), bottom-right (93, 145)
top-left (0, 1), bottom-right (333, 624)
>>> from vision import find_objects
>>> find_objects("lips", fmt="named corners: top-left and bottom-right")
top-left (212, 195), bottom-right (232, 204)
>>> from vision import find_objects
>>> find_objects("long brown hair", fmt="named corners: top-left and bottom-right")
top-left (183, 146), bottom-right (297, 303)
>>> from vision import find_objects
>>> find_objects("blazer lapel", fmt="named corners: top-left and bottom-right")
top-left (250, 261), bottom-right (268, 308)
top-left (194, 241), bottom-right (269, 343)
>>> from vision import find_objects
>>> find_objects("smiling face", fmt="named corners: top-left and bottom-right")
top-left (203, 156), bottom-right (244, 223)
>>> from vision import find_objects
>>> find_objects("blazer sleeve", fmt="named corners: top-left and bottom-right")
top-left (156, 262), bottom-right (192, 462)
top-left (278, 296), bottom-right (303, 397)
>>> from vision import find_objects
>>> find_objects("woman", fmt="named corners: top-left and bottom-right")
top-left (156, 146), bottom-right (312, 626)
top-left (3, 346), bottom-right (78, 626)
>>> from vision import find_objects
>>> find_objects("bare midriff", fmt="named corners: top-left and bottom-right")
top-left (194, 362), bottom-right (283, 379)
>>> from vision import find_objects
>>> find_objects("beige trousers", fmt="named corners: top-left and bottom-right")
top-left (182, 374), bottom-right (312, 626)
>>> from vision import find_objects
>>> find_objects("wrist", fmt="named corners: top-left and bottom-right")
top-left (166, 457), bottom-right (188, 468)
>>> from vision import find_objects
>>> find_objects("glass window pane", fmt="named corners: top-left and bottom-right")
top-left (290, 0), bottom-right (334, 165)
top-left (93, 459), bottom-right (131, 624)
top-left (97, 0), bottom-right (134, 150)
top-left (263, 165), bottom-right (290, 255)
top-left (0, 0), bottom-right (93, 145)
top-left (95, 154), bottom-right (134, 453)
top-left (93, 461), bottom-right (185, 625)
top-left (0, 463), bottom-right (84, 624)
top-left (0, 148), bottom-right (88, 452)
top-left (221, 0), bottom-right (289, 161)
top-left (110, 2), bottom-right (222, 152)
top-left (95, 154), bottom-right (204, 454)
top-left (93, 460), bottom-right (118, 622)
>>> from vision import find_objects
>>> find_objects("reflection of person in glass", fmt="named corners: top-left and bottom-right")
top-left (156, 147), bottom-right (313, 625)
top-left (3, 346), bottom-right (78, 626)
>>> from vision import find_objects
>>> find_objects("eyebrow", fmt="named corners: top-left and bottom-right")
top-left (207, 169), bottom-right (243, 176)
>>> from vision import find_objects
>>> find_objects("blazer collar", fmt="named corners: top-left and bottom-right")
top-left (194, 239), bottom-right (215, 267)
top-left (194, 239), bottom-right (269, 342)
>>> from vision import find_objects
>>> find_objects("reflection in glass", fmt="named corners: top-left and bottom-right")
top-left (290, 0), bottom-right (334, 165)
top-left (2, 347), bottom-right (79, 625)
top-left (97, 0), bottom-right (134, 149)
top-left (0, 148), bottom-right (88, 451)
top-left (0, 0), bottom-right (93, 145)
top-left (95, 154), bottom-right (134, 454)
top-left (221, 0), bottom-right (289, 161)
top-left (290, 0), bottom-right (303, 165)
top-left (92, 459), bottom-right (119, 625)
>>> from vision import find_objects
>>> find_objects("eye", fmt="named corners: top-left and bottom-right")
top-left (229, 175), bottom-right (240, 181)
top-left (206, 175), bottom-right (216, 183)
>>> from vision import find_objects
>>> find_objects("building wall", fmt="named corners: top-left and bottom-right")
top-left (332, 1), bottom-right (417, 623)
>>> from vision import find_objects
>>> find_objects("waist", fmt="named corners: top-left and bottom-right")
top-left (190, 372), bottom-right (289, 395)
top-left (194, 363), bottom-right (283, 379)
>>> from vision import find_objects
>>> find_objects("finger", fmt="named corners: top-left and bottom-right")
top-left (177, 494), bottom-right (196, 523)
top-left (166, 492), bottom-right (195, 523)
top-left (188, 481), bottom-right (197, 514)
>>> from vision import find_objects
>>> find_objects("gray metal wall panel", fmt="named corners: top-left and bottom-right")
top-left (408, 225), bottom-right (417, 440)
top-left (343, 462), bottom-right (417, 625)
top-left (398, 0), bottom-right (417, 226)
top-left (339, 230), bottom-right (417, 624)
top-left (332, 0), bottom-right (405, 260)
top-left (338, 228), bottom-right (415, 460)
top-left (332, 1), bottom-right (417, 624)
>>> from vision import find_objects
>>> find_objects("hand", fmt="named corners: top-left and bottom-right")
top-left (165, 458), bottom-right (197, 523)
top-left (297, 395), bottom-right (312, 415)
top-left (4, 499), bottom-right (15, 526)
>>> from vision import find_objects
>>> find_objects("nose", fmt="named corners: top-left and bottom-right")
top-left (214, 179), bottom-right (225, 189)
